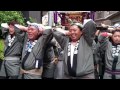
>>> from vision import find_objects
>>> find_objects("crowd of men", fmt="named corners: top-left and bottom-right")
top-left (0, 15), bottom-right (120, 79)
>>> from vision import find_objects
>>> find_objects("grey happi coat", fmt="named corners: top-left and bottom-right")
top-left (15, 27), bottom-right (52, 79)
top-left (0, 27), bottom-right (24, 77)
top-left (53, 20), bottom-right (97, 79)
top-left (98, 35), bottom-right (120, 79)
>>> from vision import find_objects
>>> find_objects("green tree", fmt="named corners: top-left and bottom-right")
top-left (29, 17), bottom-right (36, 23)
top-left (0, 39), bottom-right (4, 61)
top-left (0, 11), bottom-right (25, 25)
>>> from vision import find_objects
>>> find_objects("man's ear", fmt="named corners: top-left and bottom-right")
top-left (38, 30), bottom-right (42, 36)
top-left (38, 31), bottom-right (40, 35)
top-left (80, 30), bottom-right (83, 35)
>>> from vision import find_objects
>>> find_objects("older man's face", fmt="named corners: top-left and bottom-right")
top-left (27, 26), bottom-right (40, 41)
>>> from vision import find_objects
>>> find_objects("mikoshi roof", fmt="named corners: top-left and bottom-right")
top-left (57, 11), bottom-right (91, 13)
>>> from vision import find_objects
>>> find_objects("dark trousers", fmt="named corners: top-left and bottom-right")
top-left (0, 60), bottom-right (3, 70)
top-left (0, 76), bottom-right (18, 79)
top-left (42, 77), bottom-right (54, 79)
top-left (99, 64), bottom-right (105, 79)
top-left (6, 76), bottom-right (18, 79)
top-left (94, 64), bottom-right (99, 79)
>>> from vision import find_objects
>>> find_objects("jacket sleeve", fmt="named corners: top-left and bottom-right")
top-left (83, 20), bottom-right (97, 46)
top-left (1, 27), bottom-right (9, 39)
top-left (14, 26), bottom-right (26, 43)
top-left (92, 41), bottom-right (98, 65)
top-left (34, 29), bottom-right (53, 69)
top-left (52, 30), bottom-right (68, 50)
top-left (37, 29), bottom-right (53, 56)
top-left (44, 45), bottom-right (56, 63)
top-left (94, 42), bottom-right (101, 64)
top-left (98, 34), bottom-right (109, 52)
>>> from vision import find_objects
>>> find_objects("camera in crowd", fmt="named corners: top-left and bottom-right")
top-left (96, 26), bottom-right (109, 32)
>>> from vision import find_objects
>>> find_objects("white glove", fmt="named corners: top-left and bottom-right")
top-left (1, 23), bottom-right (9, 29)
top-left (55, 28), bottom-right (69, 35)
top-left (44, 26), bottom-right (52, 30)
top-left (26, 21), bottom-right (31, 25)
top-left (101, 23), bottom-right (108, 28)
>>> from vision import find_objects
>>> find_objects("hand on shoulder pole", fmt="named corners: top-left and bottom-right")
top-left (15, 24), bottom-right (28, 32)
top-left (52, 27), bottom-right (71, 36)
top-left (100, 32), bottom-right (113, 37)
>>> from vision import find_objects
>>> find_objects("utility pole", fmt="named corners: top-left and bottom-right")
top-left (21, 11), bottom-right (29, 25)
top-left (48, 11), bottom-right (54, 26)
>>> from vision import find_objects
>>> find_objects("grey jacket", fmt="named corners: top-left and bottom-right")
top-left (53, 20), bottom-right (97, 78)
top-left (98, 35), bottom-right (120, 70)
top-left (15, 27), bottom-right (52, 79)
top-left (0, 27), bottom-right (24, 76)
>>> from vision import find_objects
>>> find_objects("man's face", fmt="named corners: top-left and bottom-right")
top-left (112, 32), bottom-right (120, 44)
top-left (69, 25), bottom-right (82, 42)
top-left (27, 26), bottom-right (40, 41)
top-left (9, 25), bottom-right (15, 35)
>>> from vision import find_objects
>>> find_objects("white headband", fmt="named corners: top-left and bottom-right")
top-left (27, 21), bottom-right (45, 31)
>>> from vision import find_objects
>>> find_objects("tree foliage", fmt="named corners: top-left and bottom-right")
top-left (0, 39), bottom-right (4, 60)
top-left (0, 11), bottom-right (25, 25)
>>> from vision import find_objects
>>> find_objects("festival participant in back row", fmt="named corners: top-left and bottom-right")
top-left (95, 23), bottom-right (120, 79)
top-left (52, 18), bottom-right (97, 79)
top-left (42, 39), bottom-right (58, 79)
top-left (0, 21), bottom-right (24, 79)
top-left (15, 22), bottom-right (52, 79)
top-left (98, 29), bottom-right (120, 79)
